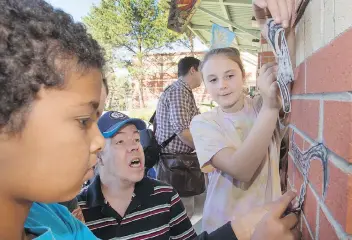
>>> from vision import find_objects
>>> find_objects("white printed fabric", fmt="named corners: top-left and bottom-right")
top-left (265, 18), bottom-right (294, 113)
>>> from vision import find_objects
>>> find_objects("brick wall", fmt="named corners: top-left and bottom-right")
top-left (258, 36), bottom-right (276, 72)
top-left (260, 0), bottom-right (352, 239)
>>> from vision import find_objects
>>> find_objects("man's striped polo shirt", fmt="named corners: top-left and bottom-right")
top-left (77, 175), bottom-right (196, 240)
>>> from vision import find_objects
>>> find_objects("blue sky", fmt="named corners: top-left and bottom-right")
top-left (47, 0), bottom-right (101, 21)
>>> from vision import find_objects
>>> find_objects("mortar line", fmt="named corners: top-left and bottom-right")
top-left (289, 125), bottom-right (352, 174)
top-left (302, 212), bottom-right (315, 239)
top-left (289, 124), bottom-right (315, 145)
top-left (304, 60), bottom-right (307, 93)
top-left (291, 92), bottom-right (352, 101)
top-left (308, 183), bottom-right (348, 239)
top-left (315, 201), bottom-right (320, 239)
top-left (289, 152), bottom-right (352, 237)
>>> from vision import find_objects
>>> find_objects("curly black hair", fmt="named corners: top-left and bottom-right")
top-left (0, 0), bottom-right (105, 133)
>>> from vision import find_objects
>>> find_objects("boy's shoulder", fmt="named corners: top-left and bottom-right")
top-left (25, 202), bottom-right (97, 240)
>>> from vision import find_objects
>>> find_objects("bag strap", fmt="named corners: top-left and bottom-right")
top-left (149, 84), bottom-right (177, 149)
top-left (160, 133), bottom-right (177, 149)
top-left (149, 111), bottom-right (156, 125)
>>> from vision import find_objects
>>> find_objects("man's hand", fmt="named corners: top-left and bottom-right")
top-left (231, 191), bottom-right (299, 240)
top-left (252, 191), bottom-right (299, 240)
top-left (253, 0), bottom-right (294, 29)
top-left (178, 129), bottom-right (195, 149)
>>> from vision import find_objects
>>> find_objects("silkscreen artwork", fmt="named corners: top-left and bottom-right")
top-left (290, 131), bottom-right (329, 210)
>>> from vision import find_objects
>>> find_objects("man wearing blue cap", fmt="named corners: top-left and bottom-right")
top-left (69, 111), bottom-right (299, 240)
top-left (74, 111), bottom-right (299, 240)
top-left (75, 111), bottom-right (197, 240)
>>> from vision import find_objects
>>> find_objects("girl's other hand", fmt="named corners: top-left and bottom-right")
top-left (257, 62), bottom-right (281, 110)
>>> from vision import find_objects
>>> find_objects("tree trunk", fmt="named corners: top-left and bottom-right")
top-left (137, 46), bottom-right (145, 108)
top-left (137, 79), bottom-right (145, 108)
top-left (188, 31), bottom-right (195, 56)
top-left (107, 92), bottom-right (113, 110)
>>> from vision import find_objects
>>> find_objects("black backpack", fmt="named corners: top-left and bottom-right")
top-left (139, 111), bottom-right (176, 170)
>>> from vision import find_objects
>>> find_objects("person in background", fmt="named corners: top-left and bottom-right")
top-left (76, 111), bottom-right (197, 239)
top-left (155, 57), bottom-right (203, 218)
top-left (0, 0), bottom-right (105, 238)
top-left (0, 0), bottom-right (297, 239)
top-left (189, 0), bottom-right (295, 233)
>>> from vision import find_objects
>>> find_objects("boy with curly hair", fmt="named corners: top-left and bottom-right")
top-left (0, 0), bottom-right (298, 239)
top-left (0, 0), bottom-right (105, 238)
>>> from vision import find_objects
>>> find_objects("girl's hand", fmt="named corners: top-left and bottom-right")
top-left (257, 62), bottom-right (281, 110)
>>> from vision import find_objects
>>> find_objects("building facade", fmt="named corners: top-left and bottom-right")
top-left (132, 50), bottom-right (257, 110)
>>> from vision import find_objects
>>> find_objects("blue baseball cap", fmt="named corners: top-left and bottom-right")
top-left (98, 111), bottom-right (146, 138)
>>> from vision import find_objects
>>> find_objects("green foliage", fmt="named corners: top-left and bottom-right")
top-left (199, 101), bottom-right (217, 113)
top-left (127, 108), bottom-right (155, 122)
top-left (83, 0), bottom-right (180, 56)
top-left (105, 74), bottom-right (132, 111)
top-left (83, 0), bottom-right (185, 107)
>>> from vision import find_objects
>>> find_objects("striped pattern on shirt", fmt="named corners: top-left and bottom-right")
top-left (76, 176), bottom-right (196, 240)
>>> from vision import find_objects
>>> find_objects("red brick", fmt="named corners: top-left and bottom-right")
top-left (291, 130), bottom-right (305, 151)
top-left (303, 140), bottom-right (312, 152)
top-left (260, 57), bottom-right (276, 65)
top-left (291, 100), bottom-right (320, 140)
top-left (261, 51), bottom-right (274, 57)
top-left (302, 187), bottom-right (318, 237)
top-left (288, 154), bottom-right (295, 186)
top-left (260, 36), bottom-right (267, 44)
top-left (324, 161), bottom-right (352, 234)
top-left (324, 101), bottom-right (352, 163)
top-left (308, 160), bottom-right (324, 197)
top-left (319, 209), bottom-right (339, 240)
top-left (292, 62), bottom-right (305, 95)
top-left (306, 27), bottom-right (352, 93)
top-left (348, 178), bottom-right (352, 234)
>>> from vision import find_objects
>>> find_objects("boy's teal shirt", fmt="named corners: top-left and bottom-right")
top-left (25, 202), bottom-right (99, 240)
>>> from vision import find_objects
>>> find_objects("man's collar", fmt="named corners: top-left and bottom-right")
top-left (178, 77), bottom-right (192, 92)
top-left (85, 175), bottom-right (154, 208)
top-left (134, 177), bottom-right (154, 197)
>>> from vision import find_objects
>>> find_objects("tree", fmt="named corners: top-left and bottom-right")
top-left (83, 0), bottom-right (182, 108)
top-left (176, 30), bottom-right (196, 56)
top-left (105, 74), bottom-right (132, 111)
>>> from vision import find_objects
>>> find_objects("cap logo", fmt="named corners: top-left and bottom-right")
top-left (110, 112), bottom-right (126, 119)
